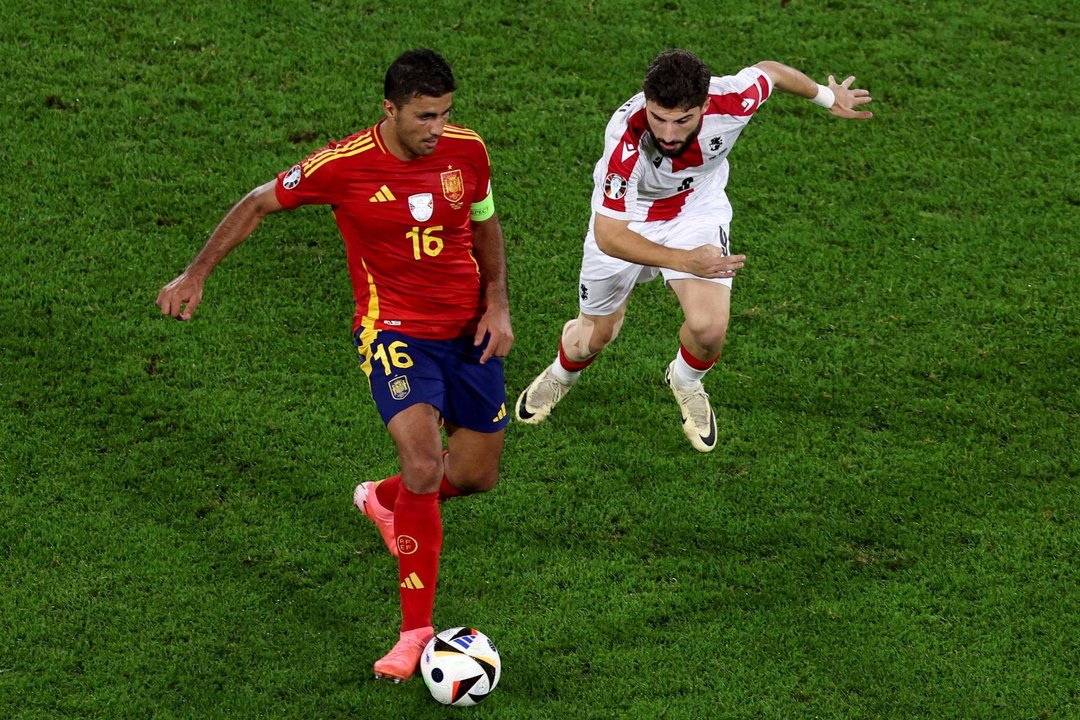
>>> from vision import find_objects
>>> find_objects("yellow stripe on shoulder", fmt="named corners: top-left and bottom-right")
top-left (443, 131), bottom-right (487, 146)
top-left (302, 134), bottom-right (374, 172)
top-left (446, 124), bottom-right (480, 137)
top-left (305, 140), bottom-right (376, 176)
top-left (443, 130), bottom-right (489, 163)
top-left (304, 133), bottom-right (371, 161)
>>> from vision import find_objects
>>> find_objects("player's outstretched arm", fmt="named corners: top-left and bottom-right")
top-left (594, 214), bottom-right (745, 279)
top-left (471, 214), bottom-right (514, 363)
top-left (754, 61), bottom-right (873, 120)
top-left (156, 180), bottom-right (284, 320)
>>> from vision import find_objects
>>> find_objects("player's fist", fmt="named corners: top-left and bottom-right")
top-left (681, 245), bottom-right (745, 279)
top-left (156, 271), bottom-right (205, 321)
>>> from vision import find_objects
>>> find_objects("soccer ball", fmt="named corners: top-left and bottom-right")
top-left (420, 627), bottom-right (501, 706)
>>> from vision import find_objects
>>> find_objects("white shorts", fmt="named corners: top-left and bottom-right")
top-left (578, 212), bottom-right (732, 316)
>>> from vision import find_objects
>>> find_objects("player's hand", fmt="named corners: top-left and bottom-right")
top-left (827, 75), bottom-right (873, 120)
top-left (156, 271), bottom-right (206, 321)
top-left (475, 305), bottom-right (514, 364)
top-left (681, 245), bottom-right (746, 279)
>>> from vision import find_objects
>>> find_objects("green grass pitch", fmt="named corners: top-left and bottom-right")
top-left (1, 1), bottom-right (1077, 717)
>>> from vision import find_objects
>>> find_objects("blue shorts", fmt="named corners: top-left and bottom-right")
top-left (353, 328), bottom-right (509, 432)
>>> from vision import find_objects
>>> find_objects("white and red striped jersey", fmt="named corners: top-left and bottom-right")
top-left (591, 66), bottom-right (772, 224)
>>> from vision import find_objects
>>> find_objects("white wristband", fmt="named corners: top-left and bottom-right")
top-left (811, 83), bottom-right (835, 109)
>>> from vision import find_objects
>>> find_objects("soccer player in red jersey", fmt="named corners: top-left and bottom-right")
top-left (156, 49), bottom-right (513, 682)
top-left (515, 49), bottom-right (872, 452)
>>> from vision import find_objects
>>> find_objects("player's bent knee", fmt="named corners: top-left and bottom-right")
top-left (400, 456), bottom-right (444, 494)
top-left (698, 324), bottom-right (729, 351)
top-left (463, 471), bottom-right (500, 494)
top-left (687, 317), bottom-right (728, 351)
top-left (450, 469), bottom-right (499, 495)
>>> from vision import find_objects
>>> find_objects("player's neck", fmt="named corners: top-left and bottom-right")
top-left (378, 119), bottom-right (417, 162)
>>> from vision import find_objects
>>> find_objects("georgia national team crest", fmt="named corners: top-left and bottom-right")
top-left (388, 375), bottom-right (411, 400)
top-left (604, 173), bottom-right (627, 200)
top-left (283, 164), bottom-right (302, 190)
top-left (408, 193), bottom-right (434, 222)
top-left (440, 169), bottom-right (465, 203)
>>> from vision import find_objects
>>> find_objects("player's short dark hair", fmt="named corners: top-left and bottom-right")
top-left (384, 49), bottom-right (457, 107)
top-left (642, 49), bottom-right (711, 110)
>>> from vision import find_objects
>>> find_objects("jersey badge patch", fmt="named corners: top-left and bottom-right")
top-left (388, 375), bottom-right (411, 401)
top-left (282, 164), bottom-right (302, 190)
top-left (440, 169), bottom-right (465, 204)
top-left (604, 173), bottom-right (627, 201)
top-left (407, 193), bottom-right (434, 222)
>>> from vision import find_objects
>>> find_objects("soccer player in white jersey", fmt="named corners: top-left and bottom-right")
top-left (515, 49), bottom-right (873, 451)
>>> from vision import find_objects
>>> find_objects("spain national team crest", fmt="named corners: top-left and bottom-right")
top-left (397, 535), bottom-right (418, 556)
top-left (440, 169), bottom-right (465, 203)
top-left (407, 193), bottom-right (434, 222)
top-left (388, 375), bottom-right (411, 400)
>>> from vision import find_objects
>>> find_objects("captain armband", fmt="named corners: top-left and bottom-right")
top-left (470, 193), bottom-right (495, 222)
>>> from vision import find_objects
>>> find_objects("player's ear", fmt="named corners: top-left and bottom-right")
top-left (382, 99), bottom-right (397, 121)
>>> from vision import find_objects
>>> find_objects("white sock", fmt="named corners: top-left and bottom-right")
top-left (550, 357), bottom-right (580, 385)
top-left (670, 351), bottom-right (709, 388)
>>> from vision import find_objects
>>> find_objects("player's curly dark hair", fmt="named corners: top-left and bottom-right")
top-left (642, 49), bottom-right (710, 110)
top-left (384, 49), bottom-right (457, 107)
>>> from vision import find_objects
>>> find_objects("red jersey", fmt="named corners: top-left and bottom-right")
top-left (274, 122), bottom-right (493, 340)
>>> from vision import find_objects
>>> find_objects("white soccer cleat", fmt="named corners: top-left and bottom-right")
top-left (664, 362), bottom-right (718, 452)
top-left (514, 367), bottom-right (573, 424)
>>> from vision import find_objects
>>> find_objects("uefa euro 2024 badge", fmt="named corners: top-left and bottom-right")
top-left (408, 193), bottom-right (434, 222)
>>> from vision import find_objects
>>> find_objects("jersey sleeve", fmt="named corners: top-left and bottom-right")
top-left (274, 137), bottom-right (354, 209)
top-left (594, 99), bottom-right (648, 221)
top-left (468, 135), bottom-right (496, 221)
top-left (707, 66), bottom-right (773, 117)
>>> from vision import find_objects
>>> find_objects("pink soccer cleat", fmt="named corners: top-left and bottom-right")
top-left (373, 626), bottom-right (434, 683)
top-left (353, 481), bottom-right (398, 557)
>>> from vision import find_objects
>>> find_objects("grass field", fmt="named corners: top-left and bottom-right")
top-left (2, 0), bottom-right (1078, 718)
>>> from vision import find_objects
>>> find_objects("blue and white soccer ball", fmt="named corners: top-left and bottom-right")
top-left (420, 627), bottom-right (501, 706)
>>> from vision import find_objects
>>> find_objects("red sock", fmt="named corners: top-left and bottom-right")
top-left (394, 486), bottom-right (442, 632)
top-left (558, 340), bottom-right (597, 373)
top-left (438, 450), bottom-right (463, 502)
top-left (439, 476), bottom-right (462, 501)
top-left (378, 471), bottom-right (462, 508)
top-left (680, 343), bottom-right (718, 370)
top-left (375, 474), bottom-right (401, 511)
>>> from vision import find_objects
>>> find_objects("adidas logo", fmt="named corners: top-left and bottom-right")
top-left (369, 185), bottom-right (396, 203)
top-left (400, 572), bottom-right (425, 590)
top-left (491, 403), bottom-right (507, 423)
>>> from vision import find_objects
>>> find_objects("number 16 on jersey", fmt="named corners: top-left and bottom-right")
top-left (406, 225), bottom-right (444, 260)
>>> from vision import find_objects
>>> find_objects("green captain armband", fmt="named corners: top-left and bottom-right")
top-left (470, 193), bottom-right (495, 222)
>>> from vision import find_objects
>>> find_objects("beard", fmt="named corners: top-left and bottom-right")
top-left (653, 127), bottom-right (700, 158)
